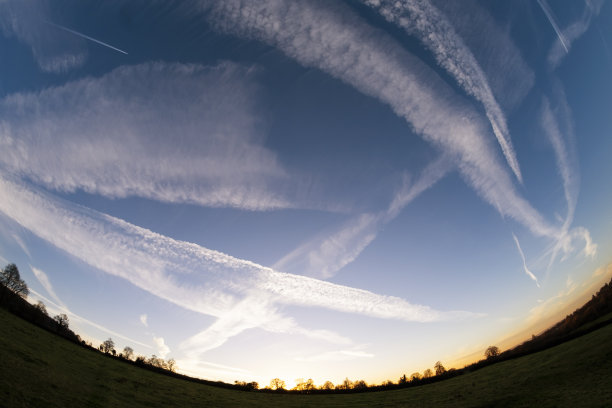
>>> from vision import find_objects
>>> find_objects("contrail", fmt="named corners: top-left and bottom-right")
top-left (536, 0), bottom-right (569, 53)
top-left (46, 21), bottom-right (128, 55)
top-left (512, 233), bottom-right (540, 287)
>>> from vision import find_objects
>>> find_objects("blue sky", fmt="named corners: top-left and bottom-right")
top-left (0, 0), bottom-right (611, 387)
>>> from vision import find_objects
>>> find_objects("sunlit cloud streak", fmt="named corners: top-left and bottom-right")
top-left (430, 0), bottom-right (535, 112)
top-left (0, 61), bottom-right (293, 211)
top-left (512, 234), bottom-right (539, 287)
top-left (275, 155), bottom-right (452, 278)
top-left (0, 0), bottom-right (86, 73)
top-left (543, 0), bottom-right (604, 69)
top-left (0, 175), bottom-right (476, 353)
top-left (45, 20), bottom-right (128, 55)
top-left (539, 92), bottom-right (596, 272)
top-left (196, 0), bottom-right (593, 256)
top-left (360, 0), bottom-right (523, 183)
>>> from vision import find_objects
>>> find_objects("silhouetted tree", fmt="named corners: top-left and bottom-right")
top-left (321, 381), bottom-right (334, 390)
top-left (353, 380), bottom-right (368, 390)
top-left (339, 377), bottom-right (353, 390)
top-left (34, 301), bottom-right (48, 315)
top-left (53, 313), bottom-right (69, 329)
top-left (434, 361), bottom-right (446, 376)
top-left (423, 369), bottom-right (433, 378)
top-left (269, 378), bottom-right (285, 390)
top-left (1, 263), bottom-right (28, 298)
top-left (398, 374), bottom-right (408, 384)
top-left (167, 358), bottom-right (176, 372)
top-left (123, 346), bottom-right (134, 360)
top-left (410, 372), bottom-right (422, 382)
top-left (485, 346), bottom-right (500, 359)
top-left (101, 338), bottom-right (114, 353)
top-left (294, 378), bottom-right (315, 392)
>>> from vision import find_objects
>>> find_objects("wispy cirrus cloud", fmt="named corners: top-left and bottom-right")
top-left (539, 91), bottom-right (596, 272)
top-left (541, 0), bottom-right (604, 69)
top-left (196, 0), bottom-right (592, 261)
top-left (274, 155), bottom-right (452, 278)
top-left (0, 175), bottom-right (476, 355)
top-left (360, 0), bottom-right (523, 182)
top-left (0, 61), bottom-right (294, 211)
top-left (0, 0), bottom-right (86, 73)
top-left (31, 265), bottom-right (68, 309)
top-left (429, 0), bottom-right (535, 112)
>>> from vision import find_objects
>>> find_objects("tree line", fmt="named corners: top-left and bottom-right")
top-left (3, 262), bottom-right (612, 394)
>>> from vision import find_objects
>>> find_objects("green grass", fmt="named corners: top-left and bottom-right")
top-left (1, 307), bottom-right (611, 408)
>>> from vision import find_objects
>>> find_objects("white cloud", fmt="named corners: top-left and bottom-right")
top-left (545, 0), bottom-right (604, 69)
top-left (153, 336), bottom-right (170, 359)
top-left (539, 93), bottom-right (596, 270)
top-left (198, 0), bottom-right (573, 248)
top-left (0, 61), bottom-right (292, 211)
top-left (140, 314), bottom-right (148, 328)
top-left (0, 0), bottom-right (87, 73)
top-left (274, 155), bottom-right (452, 278)
top-left (361, 0), bottom-right (523, 182)
top-left (0, 175), bottom-right (477, 354)
top-left (12, 233), bottom-right (31, 258)
top-left (31, 265), bottom-right (67, 309)
top-left (430, 0), bottom-right (535, 112)
top-left (512, 234), bottom-right (540, 287)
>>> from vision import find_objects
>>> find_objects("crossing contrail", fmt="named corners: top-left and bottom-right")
top-left (536, 0), bottom-right (569, 53)
top-left (47, 21), bottom-right (128, 55)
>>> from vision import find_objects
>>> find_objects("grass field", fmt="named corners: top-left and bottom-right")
top-left (1, 308), bottom-right (611, 407)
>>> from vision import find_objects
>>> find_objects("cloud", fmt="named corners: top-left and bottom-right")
top-left (360, 0), bottom-right (523, 182)
top-left (430, 0), bottom-right (535, 112)
top-left (12, 233), bottom-right (31, 258)
top-left (539, 91), bottom-right (596, 270)
top-left (0, 0), bottom-right (87, 73)
top-left (140, 314), bottom-right (148, 327)
top-left (512, 234), bottom-right (540, 287)
top-left (31, 265), bottom-right (68, 309)
top-left (198, 0), bottom-right (573, 245)
top-left (0, 61), bottom-right (293, 211)
top-left (0, 175), bottom-right (477, 354)
top-left (274, 155), bottom-right (452, 278)
top-left (544, 0), bottom-right (604, 69)
top-left (176, 359), bottom-right (251, 381)
top-left (153, 336), bottom-right (170, 359)
top-left (537, 0), bottom-right (570, 53)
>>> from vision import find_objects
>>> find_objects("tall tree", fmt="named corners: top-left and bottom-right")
top-left (53, 313), bottom-right (69, 329)
top-left (0, 263), bottom-right (29, 297)
top-left (434, 361), bottom-right (446, 376)
top-left (101, 338), bottom-right (115, 353)
top-left (122, 346), bottom-right (134, 360)
top-left (269, 378), bottom-right (285, 391)
top-left (485, 346), bottom-right (500, 359)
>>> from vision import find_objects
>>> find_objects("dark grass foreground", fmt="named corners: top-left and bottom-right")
top-left (1, 307), bottom-right (611, 408)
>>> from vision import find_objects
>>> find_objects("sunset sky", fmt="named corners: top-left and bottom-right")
top-left (1, 0), bottom-right (611, 387)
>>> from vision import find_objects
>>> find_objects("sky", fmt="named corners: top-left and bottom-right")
top-left (0, 0), bottom-right (611, 388)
